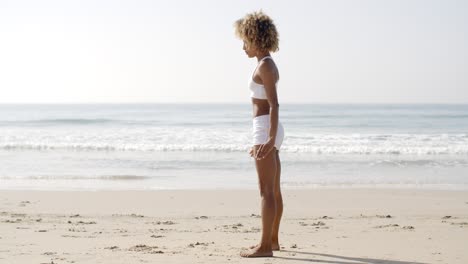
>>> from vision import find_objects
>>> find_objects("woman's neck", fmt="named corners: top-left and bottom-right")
top-left (256, 53), bottom-right (271, 62)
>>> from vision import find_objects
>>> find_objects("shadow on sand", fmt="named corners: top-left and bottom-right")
top-left (273, 250), bottom-right (429, 264)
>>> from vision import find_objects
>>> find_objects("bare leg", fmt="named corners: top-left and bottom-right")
top-left (240, 146), bottom-right (277, 258)
top-left (250, 149), bottom-right (282, 251)
top-left (271, 150), bottom-right (283, 249)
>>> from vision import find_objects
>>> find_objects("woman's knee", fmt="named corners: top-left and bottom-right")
top-left (259, 182), bottom-right (275, 196)
top-left (260, 188), bottom-right (276, 201)
top-left (274, 187), bottom-right (282, 198)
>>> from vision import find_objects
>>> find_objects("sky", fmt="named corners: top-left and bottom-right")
top-left (0, 0), bottom-right (467, 104)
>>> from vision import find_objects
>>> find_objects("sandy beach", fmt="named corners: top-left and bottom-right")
top-left (0, 188), bottom-right (467, 263)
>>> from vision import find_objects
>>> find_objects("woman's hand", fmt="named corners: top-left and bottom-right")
top-left (255, 137), bottom-right (275, 160)
top-left (249, 147), bottom-right (254, 157)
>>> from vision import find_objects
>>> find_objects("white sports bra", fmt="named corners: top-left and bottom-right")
top-left (249, 56), bottom-right (278, 100)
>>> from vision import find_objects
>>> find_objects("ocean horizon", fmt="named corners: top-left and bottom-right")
top-left (1, 103), bottom-right (467, 191)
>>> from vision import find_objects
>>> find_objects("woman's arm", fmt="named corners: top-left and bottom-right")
top-left (255, 60), bottom-right (279, 159)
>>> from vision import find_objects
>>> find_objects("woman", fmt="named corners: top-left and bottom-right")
top-left (234, 10), bottom-right (285, 258)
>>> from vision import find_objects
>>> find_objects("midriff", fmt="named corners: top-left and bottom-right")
top-left (252, 98), bottom-right (270, 118)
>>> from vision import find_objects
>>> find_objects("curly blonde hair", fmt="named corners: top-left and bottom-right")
top-left (234, 10), bottom-right (279, 53)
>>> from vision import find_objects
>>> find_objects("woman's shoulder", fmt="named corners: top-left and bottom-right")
top-left (258, 58), bottom-right (279, 81)
top-left (258, 58), bottom-right (277, 73)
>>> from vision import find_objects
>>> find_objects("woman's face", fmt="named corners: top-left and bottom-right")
top-left (243, 40), bottom-right (256, 58)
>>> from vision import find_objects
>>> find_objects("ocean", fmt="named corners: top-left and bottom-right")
top-left (1, 103), bottom-right (467, 191)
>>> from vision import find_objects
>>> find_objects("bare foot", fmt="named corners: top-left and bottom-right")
top-left (240, 245), bottom-right (273, 258)
top-left (249, 243), bottom-right (280, 251)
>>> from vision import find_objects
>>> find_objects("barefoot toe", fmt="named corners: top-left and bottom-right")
top-left (240, 246), bottom-right (273, 258)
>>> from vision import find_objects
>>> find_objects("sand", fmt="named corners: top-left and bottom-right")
top-left (1, 188), bottom-right (468, 264)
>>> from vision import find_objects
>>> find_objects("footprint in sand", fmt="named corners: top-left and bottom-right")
top-left (77, 221), bottom-right (96, 224)
top-left (376, 214), bottom-right (392, 218)
top-left (449, 222), bottom-right (468, 227)
top-left (374, 224), bottom-right (414, 230)
top-left (223, 223), bottom-right (243, 229)
top-left (68, 227), bottom-right (87, 232)
top-left (19, 201), bottom-right (31, 207)
top-left (129, 213), bottom-right (145, 218)
top-left (151, 220), bottom-right (176, 225)
top-left (67, 220), bottom-right (96, 225)
top-left (359, 214), bottom-right (392, 219)
top-left (104, 246), bottom-right (119, 251)
top-left (300, 221), bottom-right (327, 227)
top-left (188, 241), bottom-right (214, 248)
top-left (374, 224), bottom-right (399, 228)
top-left (11, 213), bottom-right (27, 218)
top-left (128, 244), bottom-right (164, 254)
top-left (2, 219), bottom-right (22, 223)
top-left (111, 213), bottom-right (144, 218)
top-left (61, 234), bottom-right (80, 238)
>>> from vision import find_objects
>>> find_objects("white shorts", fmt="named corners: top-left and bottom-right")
top-left (252, 114), bottom-right (284, 150)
